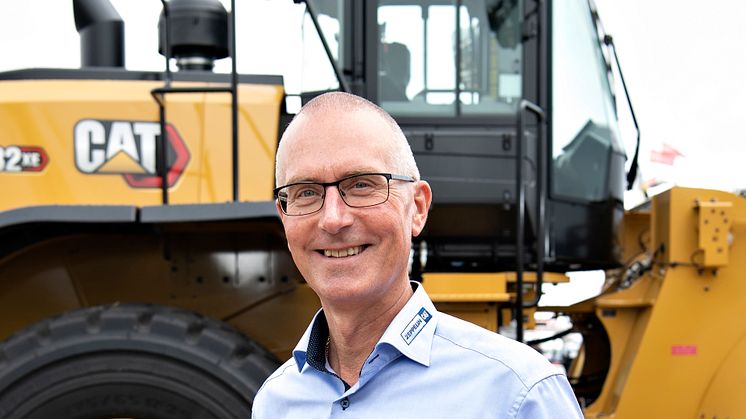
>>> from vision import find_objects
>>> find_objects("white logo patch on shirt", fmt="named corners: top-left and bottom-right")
top-left (401, 308), bottom-right (432, 345)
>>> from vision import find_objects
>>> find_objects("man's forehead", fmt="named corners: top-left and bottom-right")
top-left (280, 138), bottom-right (391, 185)
top-left (296, 108), bottom-right (382, 135)
top-left (277, 107), bottom-right (396, 183)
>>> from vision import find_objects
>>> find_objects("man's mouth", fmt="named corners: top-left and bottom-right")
top-left (319, 245), bottom-right (367, 258)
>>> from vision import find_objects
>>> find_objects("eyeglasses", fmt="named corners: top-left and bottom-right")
top-left (274, 173), bottom-right (416, 216)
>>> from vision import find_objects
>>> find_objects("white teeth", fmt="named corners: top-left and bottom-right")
top-left (323, 246), bottom-right (363, 258)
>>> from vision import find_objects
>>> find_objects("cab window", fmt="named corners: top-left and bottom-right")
top-left (377, 0), bottom-right (523, 117)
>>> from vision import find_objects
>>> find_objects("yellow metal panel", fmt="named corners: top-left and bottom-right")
top-left (581, 187), bottom-right (746, 417)
top-left (695, 199), bottom-right (732, 267)
top-left (422, 272), bottom-right (509, 302)
top-left (502, 271), bottom-right (570, 283)
top-left (0, 225), bottom-right (304, 341)
top-left (618, 210), bottom-right (651, 264)
top-left (611, 188), bottom-right (746, 418)
top-left (423, 272), bottom-right (558, 331)
top-left (203, 83), bottom-right (284, 202)
top-left (422, 271), bottom-right (568, 303)
top-left (500, 306), bottom-right (536, 330)
top-left (436, 302), bottom-right (499, 332)
top-left (653, 188), bottom-right (736, 269)
top-left (584, 306), bottom-right (651, 417)
top-left (0, 79), bottom-right (283, 212)
top-left (229, 284), bottom-right (321, 361)
top-left (698, 333), bottom-right (746, 418)
top-left (0, 240), bottom-right (82, 340)
top-left (595, 267), bottom-right (660, 309)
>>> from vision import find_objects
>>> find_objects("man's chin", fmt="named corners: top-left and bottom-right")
top-left (311, 278), bottom-right (378, 306)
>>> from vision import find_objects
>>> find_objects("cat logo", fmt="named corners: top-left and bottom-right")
top-left (74, 119), bottom-right (190, 188)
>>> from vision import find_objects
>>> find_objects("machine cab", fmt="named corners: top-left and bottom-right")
top-left (304, 0), bottom-right (628, 273)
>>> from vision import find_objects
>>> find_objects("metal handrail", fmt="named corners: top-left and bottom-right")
top-left (514, 99), bottom-right (545, 343)
top-left (152, 0), bottom-right (240, 204)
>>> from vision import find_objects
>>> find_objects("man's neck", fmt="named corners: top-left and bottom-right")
top-left (323, 280), bottom-right (413, 386)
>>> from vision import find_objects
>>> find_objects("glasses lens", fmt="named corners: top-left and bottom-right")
top-left (278, 183), bottom-right (325, 215)
top-left (338, 174), bottom-right (390, 208)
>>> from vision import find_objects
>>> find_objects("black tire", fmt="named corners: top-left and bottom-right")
top-left (0, 304), bottom-right (280, 419)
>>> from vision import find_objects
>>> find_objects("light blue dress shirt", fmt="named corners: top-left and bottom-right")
top-left (252, 282), bottom-right (583, 418)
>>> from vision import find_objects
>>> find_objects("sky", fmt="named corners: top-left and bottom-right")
top-left (595, 0), bottom-right (746, 202)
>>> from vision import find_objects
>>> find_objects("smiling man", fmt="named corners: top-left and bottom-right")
top-left (252, 92), bottom-right (582, 418)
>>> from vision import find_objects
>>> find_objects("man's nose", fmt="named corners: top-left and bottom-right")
top-left (318, 186), bottom-right (353, 234)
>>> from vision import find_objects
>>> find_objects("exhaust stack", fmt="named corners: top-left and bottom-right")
top-left (158, 0), bottom-right (229, 71)
top-left (73, 0), bottom-right (124, 68)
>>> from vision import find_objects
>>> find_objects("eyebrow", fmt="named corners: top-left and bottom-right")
top-left (284, 168), bottom-right (381, 185)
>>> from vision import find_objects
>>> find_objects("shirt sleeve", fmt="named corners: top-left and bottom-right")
top-left (515, 374), bottom-right (584, 418)
top-left (251, 397), bottom-right (262, 419)
top-left (251, 384), bottom-right (268, 419)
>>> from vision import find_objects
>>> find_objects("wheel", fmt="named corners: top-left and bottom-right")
top-left (0, 304), bottom-right (280, 419)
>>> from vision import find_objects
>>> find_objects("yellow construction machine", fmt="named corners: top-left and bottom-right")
top-left (0, 0), bottom-right (743, 417)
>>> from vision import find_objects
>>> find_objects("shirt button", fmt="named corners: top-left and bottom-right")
top-left (340, 397), bottom-right (350, 410)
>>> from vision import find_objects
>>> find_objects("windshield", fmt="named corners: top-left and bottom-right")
top-left (551, 0), bottom-right (624, 202)
top-left (299, 0), bottom-right (342, 93)
top-left (376, 0), bottom-right (523, 117)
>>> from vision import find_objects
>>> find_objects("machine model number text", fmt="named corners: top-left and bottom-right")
top-left (0, 145), bottom-right (49, 172)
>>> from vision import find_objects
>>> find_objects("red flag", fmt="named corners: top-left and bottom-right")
top-left (650, 143), bottom-right (684, 165)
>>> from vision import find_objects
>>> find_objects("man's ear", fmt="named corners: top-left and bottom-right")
top-left (275, 199), bottom-right (293, 251)
top-left (276, 199), bottom-right (286, 223)
top-left (411, 180), bottom-right (432, 237)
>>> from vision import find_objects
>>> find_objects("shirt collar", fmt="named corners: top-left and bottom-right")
top-left (293, 309), bottom-right (327, 373)
top-left (292, 281), bottom-right (439, 373)
top-left (376, 282), bottom-right (438, 367)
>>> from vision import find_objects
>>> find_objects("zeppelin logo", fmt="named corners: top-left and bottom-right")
top-left (0, 145), bottom-right (49, 172)
top-left (401, 308), bottom-right (432, 345)
top-left (74, 119), bottom-right (190, 188)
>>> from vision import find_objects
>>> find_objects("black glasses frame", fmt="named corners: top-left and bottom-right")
top-left (274, 172), bottom-right (416, 216)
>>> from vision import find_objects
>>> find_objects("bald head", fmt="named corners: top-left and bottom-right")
top-left (275, 92), bottom-right (419, 186)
